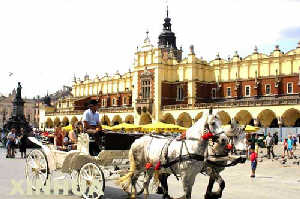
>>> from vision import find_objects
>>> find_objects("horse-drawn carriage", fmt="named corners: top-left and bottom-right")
top-left (25, 113), bottom-right (247, 199)
top-left (25, 131), bottom-right (145, 199)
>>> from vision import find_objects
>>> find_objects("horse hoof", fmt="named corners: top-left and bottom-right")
top-left (156, 186), bottom-right (164, 194)
top-left (204, 193), bottom-right (221, 199)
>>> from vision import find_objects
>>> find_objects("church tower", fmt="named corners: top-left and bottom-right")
top-left (158, 6), bottom-right (182, 61)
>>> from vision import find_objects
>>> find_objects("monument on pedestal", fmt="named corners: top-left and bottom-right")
top-left (3, 82), bottom-right (32, 133)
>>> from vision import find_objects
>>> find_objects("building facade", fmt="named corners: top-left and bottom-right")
top-left (40, 12), bottom-right (300, 129)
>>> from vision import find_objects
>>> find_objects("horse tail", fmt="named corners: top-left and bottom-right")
top-left (118, 148), bottom-right (136, 190)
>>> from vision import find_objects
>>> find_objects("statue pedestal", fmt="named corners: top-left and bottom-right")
top-left (3, 82), bottom-right (32, 133)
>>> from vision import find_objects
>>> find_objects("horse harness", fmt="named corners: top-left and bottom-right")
top-left (148, 134), bottom-right (205, 180)
top-left (147, 134), bottom-right (245, 180)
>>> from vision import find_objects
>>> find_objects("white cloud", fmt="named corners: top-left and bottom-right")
top-left (0, 0), bottom-right (299, 97)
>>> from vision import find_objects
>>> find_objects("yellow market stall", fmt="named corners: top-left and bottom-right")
top-left (110, 123), bottom-right (140, 132)
top-left (140, 122), bottom-right (186, 133)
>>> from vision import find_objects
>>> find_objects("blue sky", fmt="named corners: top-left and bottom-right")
top-left (0, 0), bottom-right (299, 98)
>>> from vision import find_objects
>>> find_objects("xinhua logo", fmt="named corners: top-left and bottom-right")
top-left (9, 177), bottom-right (100, 196)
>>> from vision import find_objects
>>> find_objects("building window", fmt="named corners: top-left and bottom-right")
top-left (177, 85), bottom-right (184, 101)
top-left (227, 87), bottom-right (231, 97)
top-left (89, 85), bottom-right (93, 95)
top-left (101, 99), bottom-right (106, 107)
top-left (141, 80), bottom-right (151, 99)
top-left (265, 84), bottom-right (271, 95)
top-left (245, 85), bottom-right (251, 97)
top-left (211, 88), bottom-right (216, 99)
top-left (112, 98), bottom-right (116, 106)
top-left (287, 82), bottom-right (293, 94)
top-left (123, 97), bottom-right (128, 105)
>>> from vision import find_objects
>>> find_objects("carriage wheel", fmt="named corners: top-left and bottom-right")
top-left (79, 163), bottom-right (105, 199)
top-left (124, 172), bottom-right (145, 196)
top-left (25, 150), bottom-right (48, 191)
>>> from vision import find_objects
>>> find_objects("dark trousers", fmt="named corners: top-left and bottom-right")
top-left (267, 146), bottom-right (275, 159)
top-left (89, 132), bottom-right (102, 156)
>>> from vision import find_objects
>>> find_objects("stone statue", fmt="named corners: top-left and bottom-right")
top-left (16, 82), bottom-right (22, 99)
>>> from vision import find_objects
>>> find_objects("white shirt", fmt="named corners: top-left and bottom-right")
top-left (83, 109), bottom-right (100, 127)
top-left (7, 132), bottom-right (16, 141)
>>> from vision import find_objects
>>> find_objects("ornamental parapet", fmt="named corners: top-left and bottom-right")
top-left (45, 106), bottom-right (134, 116)
top-left (162, 95), bottom-right (300, 110)
top-left (98, 106), bottom-right (134, 113)
top-left (46, 110), bottom-right (83, 116)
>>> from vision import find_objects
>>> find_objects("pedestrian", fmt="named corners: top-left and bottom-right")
top-left (273, 132), bottom-right (279, 145)
top-left (250, 148), bottom-right (257, 178)
top-left (6, 128), bottom-right (16, 158)
top-left (265, 133), bottom-right (275, 159)
top-left (18, 128), bottom-right (27, 158)
top-left (287, 135), bottom-right (294, 159)
top-left (54, 127), bottom-right (63, 149)
top-left (282, 138), bottom-right (288, 158)
top-left (292, 135), bottom-right (297, 150)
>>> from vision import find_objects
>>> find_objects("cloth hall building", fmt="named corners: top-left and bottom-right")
top-left (39, 13), bottom-right (300, 129)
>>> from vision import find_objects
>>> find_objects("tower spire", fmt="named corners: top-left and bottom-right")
top-left (166, 5), bottom-right (169, 18)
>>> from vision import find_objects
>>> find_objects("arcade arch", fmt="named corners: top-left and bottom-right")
top-left (281, 108), bottom-right (300, 127)
top-left (139, 113), bottom-right (152, 125)
top-left (54, 117), bottom-right (61, 127)
top-left (217, 111), bottom-right (231, 125)
top-left (62, 116), bottom-right (69, 127)
top-left (45, 118), bottom-right (53, 128)
top-left (125, 115), bottom-right (134, 124)
top-left (234, 110), bottom-right (253, 125)
top-left (162, 113), bottom-right (175, 124)
top-left (70, 116), bottom-right (78, 125)
top-left (257, 109), bottom-right (277, 127)
top-left (112, 115), bottom-right (122, 125)
top-left (101, 115), bottom-right (111, 126)
top-left (176, 112), bottom-right (192, 128)
top-left (194, 112), bottom-right (203, 122)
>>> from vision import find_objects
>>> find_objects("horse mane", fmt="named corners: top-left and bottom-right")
top-left (185, 113), bottom-right (209, 140)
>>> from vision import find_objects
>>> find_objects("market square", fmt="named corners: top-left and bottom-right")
top-left (1, 1), bottom-right (300, 199)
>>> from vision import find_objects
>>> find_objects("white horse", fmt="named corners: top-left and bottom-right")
top-left (119, 113), bottom-right (224, 199)
top-left (203, 121), bottom-right (247, 199)
top-left (157, 132), bottom-right (230, 199)
top-left (145, 121), bottom-right (248, 199)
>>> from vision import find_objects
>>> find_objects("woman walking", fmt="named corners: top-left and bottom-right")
top-left (18, 128), bottom-right (27, 158)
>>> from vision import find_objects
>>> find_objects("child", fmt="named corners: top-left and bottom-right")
top-left (250, 148), bottom-right (257, 178)
top-left (282, 138), bottom-right (288, 158)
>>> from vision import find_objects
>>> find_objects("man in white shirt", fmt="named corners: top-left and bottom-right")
top-left (6, 128), bottom-right (16, 158)
top-left (83, 99), bottom-right (102, 155)
top-left (265, 133), bottom-right (275, 159)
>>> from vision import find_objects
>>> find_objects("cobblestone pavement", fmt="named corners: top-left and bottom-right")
top-left (0, 145), bottom-right (299, 199)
